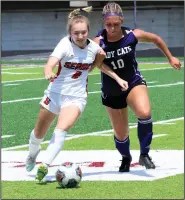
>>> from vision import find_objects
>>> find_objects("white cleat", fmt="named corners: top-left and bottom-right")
top-left (26, 149), bottom-right (40, 172)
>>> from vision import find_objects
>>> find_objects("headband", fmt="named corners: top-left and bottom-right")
top-left (103, 13), bottom-right (123, 19)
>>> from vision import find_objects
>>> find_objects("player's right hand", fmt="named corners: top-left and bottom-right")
top-left (117, 78), bottom-right (128, 91)
top-left (44, 68), bottom-right (57, 80)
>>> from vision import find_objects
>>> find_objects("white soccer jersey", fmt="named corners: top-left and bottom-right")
top-left (47, 36), bottom-right (101, 98)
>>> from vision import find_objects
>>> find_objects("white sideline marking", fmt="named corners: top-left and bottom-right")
top-left (0, 63), bottom-right (165, 71)
top-left (80, 133), bottom-right (168, 138)
top-left (2, 73), bottom-right (99, 84)
top-left (86, 82), bottom-right (184, 94)
top-left (2, 117), bottom-right (183, 151)
top-left (2, 66), bottom-right (184, 84)
top-left (3, 78), bottom-right (45, 83)
top-left (2, 81), bottom-right (184, 104)
top-left (148, 82), bottom-right (184, 88)
top-left (2, 72), bottom-right (41, 75)
top-left (1, 150), bottom-right (184, 181)
top-left (2, 97), bottom-right (42, 103)
top-left (1, 135), bottom-right (15, 139)
top-left (157, 122), bottom-right (175, 125)
top-left (4, 83), bottom-right (21, 86)
top-left (140, 67), bottom-right (172, 71)
top-left (95, 81), bottom-right (158, 85)
top-left (2, 66), bottom-right (44, 70)
top-left (152, 134), bottom-right (167, 138)
top-left (64, 130), bottom-right (168, 141)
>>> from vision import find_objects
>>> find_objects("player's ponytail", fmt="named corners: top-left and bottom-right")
top-left (68, 6), bottom-right (92, 19)
top-left (67, 6), bottom-right (92, 34)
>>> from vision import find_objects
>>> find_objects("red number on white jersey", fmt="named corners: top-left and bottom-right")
top-left (71, 71), bottom-right (82, 79)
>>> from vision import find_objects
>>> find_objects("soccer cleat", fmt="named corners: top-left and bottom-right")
top-left (119, 156), bottom-right (132, 172)
top-left (139, 153), bottom-right (156, 169)
top-left (26, 149), bottom-right (40, 172)
top-left (36, 163), bottom-right (48, 182)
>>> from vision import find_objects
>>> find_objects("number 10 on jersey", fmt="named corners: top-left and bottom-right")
top-left (111, 59), bottom-right (124, 70)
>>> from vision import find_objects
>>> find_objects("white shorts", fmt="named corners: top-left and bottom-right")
top-left (40, 90), bottom-right (87, 115)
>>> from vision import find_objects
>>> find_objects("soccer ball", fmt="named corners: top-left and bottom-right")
top-left (56, 162), bottom-right (82, 188)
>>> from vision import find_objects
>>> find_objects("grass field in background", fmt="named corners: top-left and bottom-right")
top-left (2, 63), bottom-right (176, 82)
top-left (1, 56), bottom-right (184, 65)
top-left (1, 59), bottom-right (184, 199)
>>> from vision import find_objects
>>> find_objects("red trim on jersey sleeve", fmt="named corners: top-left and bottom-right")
top-left (50, 62), bottom-right (62, 82)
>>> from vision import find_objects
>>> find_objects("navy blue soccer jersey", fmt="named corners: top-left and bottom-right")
top-left (96, 27), bottom-right (142, 96)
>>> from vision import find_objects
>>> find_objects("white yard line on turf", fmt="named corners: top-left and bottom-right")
top-left (89, 82), bottom-right (184, 94)
top-left (4, 83), bottom-right (21, 86)
top-left (2, 117), bottom-right (183, 150)
top-left (2, 75), bottom-right (98, 84)
top-left (2, 62), bottom-right (184, 70)
top-left (2, 72), bottom-right (41, 75)
top-left (1, 63), bottom-right (167, 71)
top-left (148, 82), bottom-right (184, 88)
top-left (2, 97), bottom-right (42, 103)
top-left (1, 135), bottom-right (15, 139)
top-left (95, 81), bottom-right (158, 85)
top-left (2, 66), bottom-right (44, 70)
top-left (95, 133), bottom-right (168, 138)
top-left (3, 78), bottom-right (45, 83)
top-left (140, 67), bottom-right (172, 71)
top-left (2, 66), bottom-right (184, 84)
top-left (2, 82), bottom-right (184, 104)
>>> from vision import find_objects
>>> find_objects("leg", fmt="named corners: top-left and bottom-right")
top-left (43, 105), bottom-right (82, 165)
top-left (106, 106), bottom-right (129, 141)
top-left (26, 106), bottom-right (56, 172)
top-left (36, 105), bottom-right (82, 181)
top-left (127, 85), bottom-right (155, 169)
top-left (106, 106), bottom-right (132, 172)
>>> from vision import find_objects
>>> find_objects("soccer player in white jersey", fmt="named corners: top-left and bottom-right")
top-left (25, 6), bottom-right (128, 182)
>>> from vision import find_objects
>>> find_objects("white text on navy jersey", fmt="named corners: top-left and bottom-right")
top-left (105, 46), bottom-right (132, 58)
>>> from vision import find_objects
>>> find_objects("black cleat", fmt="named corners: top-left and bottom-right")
top-left (139, 154), bottom-right (156, 169)
top-left (119, 156), bottom-right (132, 172)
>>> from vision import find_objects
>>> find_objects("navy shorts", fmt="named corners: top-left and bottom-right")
top-left (101, 78), bottom-right (147, 109)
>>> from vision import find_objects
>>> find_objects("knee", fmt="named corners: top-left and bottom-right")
top-left (137, 110), bottom-right (151, 119)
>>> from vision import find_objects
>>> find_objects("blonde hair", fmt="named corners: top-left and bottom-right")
top-left (102, 2), bottom-right (123, 19)
top-left (67, 6), bottom-right (92, 34)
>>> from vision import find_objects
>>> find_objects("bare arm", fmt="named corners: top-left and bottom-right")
top-left (133, 29), bottom-right (181, 70)
top-left (89, 37), bottom-right (104, 72)
top-left (44, 56), bottom-right (59, 80)
top-left (92, 37), bottom-right (128, 91)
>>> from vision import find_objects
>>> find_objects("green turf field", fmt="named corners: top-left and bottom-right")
top-left (1, 58), bottom-right (184, 199)
top-left (1, 56), bottom-right (184, 65)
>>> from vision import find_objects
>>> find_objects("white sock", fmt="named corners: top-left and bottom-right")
top-left (29, 130), bottom-right (44, 157)
top-left (43, 129), bottom-right (67, 165)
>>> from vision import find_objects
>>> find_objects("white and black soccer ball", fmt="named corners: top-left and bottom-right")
top-left (56, 162), bottom-right (82, 188)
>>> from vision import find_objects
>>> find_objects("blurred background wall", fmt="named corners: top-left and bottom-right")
top-left (1, 1), bottom-right (184, 57)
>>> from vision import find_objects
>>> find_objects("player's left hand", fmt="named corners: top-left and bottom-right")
top-left (169, 56), bottom-right (181, 70)
top-left (117, 78), bottom-right (128, 91)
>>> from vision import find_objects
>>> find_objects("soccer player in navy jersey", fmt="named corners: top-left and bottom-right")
top-left (94, 2), bottom-right (181, 172)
